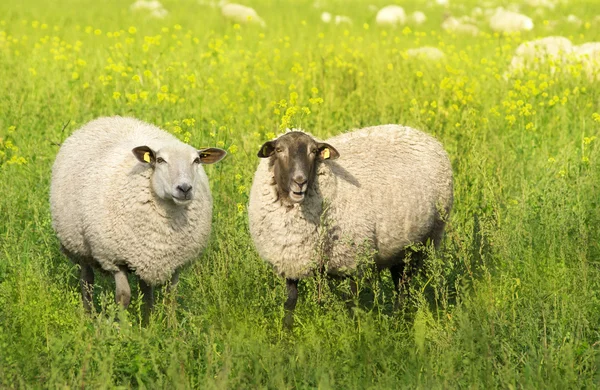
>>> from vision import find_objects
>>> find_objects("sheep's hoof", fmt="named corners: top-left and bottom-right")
top-left (283, 311), bottom-right (295, 330)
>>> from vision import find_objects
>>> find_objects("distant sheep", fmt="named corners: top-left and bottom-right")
top-left (489, 8), bottom-right (534, 33)
top-left (505, 36), bottom-right (573, 77)
top-left (410, 11), bottom-right (427, 25)
top-left (220, 2), bottom-right (266, 27)
top-left (406, 46), bottom-right (445, 61)
top-left (130, 0), bottom-right (168, 19)
top-left (574, 42), bottom-right (600, 80)
top-left (375, 5), bottom-right (407, 27)
top-left (320, 12), bottom-right (352, 25)
top-left (248, 125), bottom-right (453, 326)
top-left (442, 16), bottom-right (480, 36)
top-left (50, 117), bottom-right (226, 319)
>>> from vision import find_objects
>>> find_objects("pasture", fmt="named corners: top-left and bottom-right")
top-left (1, 0), bottom-right (600, 387)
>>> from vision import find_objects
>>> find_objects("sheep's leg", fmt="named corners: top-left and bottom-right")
top-left (114, 266), bottom-right (131, 309)
top-left (168, 269), bottom-right (180, 293)
top-left (391, 251), bottom-right (424, 308)
top-left (344, 276), bottom-right (359, 313)
top-left (80, 263), bottom-right (95, 313)
top-left (283, 278), bottom-right (298, 329)
top-left (390, 263), bottom-right (407, 309)
top-left (139, 279), bottom-right (154, 324)
top-left (390, 264), bottom-right (403, 293)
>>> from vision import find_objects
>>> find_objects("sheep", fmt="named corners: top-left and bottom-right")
top-left (375, 5), bottom-right (407, 27)
top-left (489, 8), bottom-right (534, 33)
top-left (566, 14), bottom-right (582, 27)
top-left (441, 16), bottom-right (480, 36)
top-left (130, 0), bottom-right (169, 19)
top-left (248, 125), bottom-right (453, 326)
top-left (574, 42), bottom-right (600, 81)
top-left (50, 116), bottom-right (226, 320)
top-left (320, 13), bottom-right (352, 26)
top-left (410, 11), bottom-right (427, 26)
top-left (334, 15), bottom-right (353, 25)
top-left (505, 36), bottom-right (573, 78)
top-left (406, 46), bottom-right (445, 61)
top-left (220, 1), bottom-right (266, 27)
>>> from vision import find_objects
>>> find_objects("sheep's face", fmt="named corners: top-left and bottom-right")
top-left (257, 131), bottom-right (339, 204)
top-left (133, 144), bottom-right (226, 206)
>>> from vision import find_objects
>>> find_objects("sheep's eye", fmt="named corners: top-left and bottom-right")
top-left (275, 147), bottom-right (283, 153)
top-left (310, 149), bottom-right (318, 154)
top-left (156, 157), bottom-right (166, 164)
top-left (193, 157), bottom-right (201, 164)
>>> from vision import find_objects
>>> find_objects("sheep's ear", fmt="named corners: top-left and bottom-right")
top-left (257, 141), bottom-right (276, 158)
top-left (132, 146), bottom-right (156, 164)
top-left (317, 143), bottom-right (339, 161)
top-left (198, 148), bottom-right (227, 164)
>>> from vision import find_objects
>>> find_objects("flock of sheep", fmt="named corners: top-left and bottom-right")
top-left (49, 1), bottom-right (599, 325)
top-left (129, 0), bottom-right (600, 80)
top-left (50, 117), bottom-right (453, 326)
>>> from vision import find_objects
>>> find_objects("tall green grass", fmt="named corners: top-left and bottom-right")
top-left (1, 0), bottom-right (600, 387)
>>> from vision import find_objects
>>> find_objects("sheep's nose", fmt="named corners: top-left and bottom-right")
top-left (177, 183), bottom-right (192, 194)
top-left (293, 175), bottom-right (307, 186)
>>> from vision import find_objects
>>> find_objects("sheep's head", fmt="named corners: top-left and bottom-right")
top-left (132, 144), bottom-right (226, 206)
top-left (257, 131), bottom-right (339, 204)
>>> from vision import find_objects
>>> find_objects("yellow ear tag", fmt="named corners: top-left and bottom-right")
top-left (143, 152), bottom-right (151, 163)
top-left (322, 148), bottom-right (330, 160)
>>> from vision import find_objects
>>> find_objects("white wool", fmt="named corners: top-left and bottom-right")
top-left (574, 42), bottom-right (600, 80)
top-left (442, 17), bottom-right (480, 36)
top-left (150, 8), bottom-right (168, 18)
top-left (335, 15), bottom-right (353, 25)
top-left (505, 36), bottom-right (573, 78)
top-left (375, 5), bottom-right (407, 27)
top-left (406, 46), bottom-right (445, 61)
top-left (50, 117), bottom-right (217, 285)
top-left (321, 12), bottom-right (332, 23)
top-left (220, 2), bottom-right (266, 27)
top-left (506, 37), bottom-right (600, 81)
top-left (489, 8), bottom-right (534, 33)
top-left (368, 4), bottom-right (379, 13)
top-left (471, 7), bottom-right (483, 18)
top-left (130, 0), bottom-right (163, 11)
top-left (130, 0), bottom-right (168, 18)
top-left (566, 14), bottom-right (582, 26)
top-left (411, 11), bottom-right (427, 25)
top-left (525, 0), bottom-right (556, 8)
top-left (248, 125), bottom-right (453, 280)
top-left (574, 42), bottom-right (600, 57)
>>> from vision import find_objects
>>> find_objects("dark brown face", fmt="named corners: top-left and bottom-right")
top-left (257, 131), bottom-right (340, 204)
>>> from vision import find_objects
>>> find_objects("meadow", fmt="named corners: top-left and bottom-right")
top-left (1, 0), bottom-right (600, 387)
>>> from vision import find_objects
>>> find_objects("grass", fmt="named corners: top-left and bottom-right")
top-left (1, 0), bottom-right (600, 387)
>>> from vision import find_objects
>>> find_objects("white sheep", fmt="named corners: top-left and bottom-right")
top-left (566, 14), bottom-right (583, 26)
top-left (574, 42), bottom-right (600, 80)
top-left (320, 12), bottom-right (332, 23)
top-left (441, 16), bottom-right (480, 36)
top-left (130, 0), bottom-right (169, 19)
top-left (220, 1), bottom-right (266, 27)
top-left (375, 5), bottom-right (407, 27)
top-left (410, 11), bottom-right (427, 25)
top-left (505, 36), bottom-right (573, 78)
top-left (248, 125), bottom-right (453, 325)
top-left (406, 46), bottom-right (445, 61)
top-left (489, 8), bottom-right (534, 33)
top-left (335, 15), bottom-right (353, 25)
top-left (50, 116), bottom-right (226, 319)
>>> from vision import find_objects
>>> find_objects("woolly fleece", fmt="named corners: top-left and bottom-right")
top-left (50, 116), bottom-right (214, 285)
top-left (248, 125), bottom-right (453, 280)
